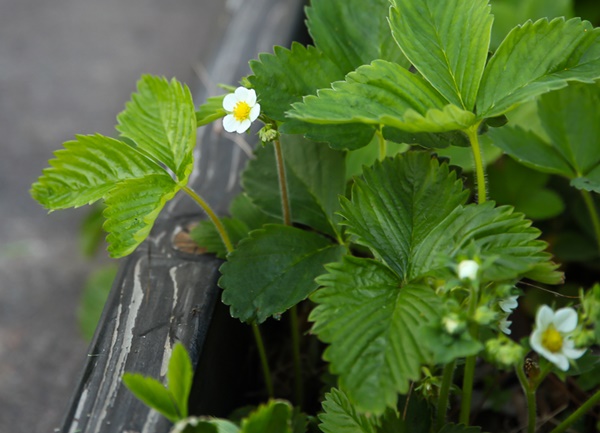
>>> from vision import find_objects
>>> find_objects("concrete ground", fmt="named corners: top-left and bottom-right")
top-left (0, 0), bottom-right (231, 431)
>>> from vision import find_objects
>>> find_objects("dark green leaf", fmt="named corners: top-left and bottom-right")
top-left (382, 127), bottom-right (469, 148)
top-left (477, 18), bottom-right (600, 118)
top-left (116, 75), bottom-right (197, 181)
top-left (345, 139), bottom-right (409, 180)
top-left (306, 0), bottom-right (409, 73)
top-left (438, 423), bottom-right (482, 433)
top-left (168, 343), bottom-right (194, 419)
top-left (318, 388), bottom-right (379, 433)
top-left (190, 218), bottom-right (250, 259)
top-left (311, 256), bottom-right (442, 413)
top-left (240, 400), bottom-right (293, 433)
top-left (220, 224), bottom-right (345, 323)
top-left (103, 173), bottom-right (179, 258)
top-left (78, 265), bottom-right (117, 341)
top-left (389, 0), bottom-right (493, 110)
top-left (280, 120), bottom-right (376, 151)
top-left (122, 373), bottom-right (180, 423)
top-left (421, 324), bottom-right (483, 364)
top-left (229, 193), bottom-right (280, 229)
top-left (196, 95), bottom-right (227, 127)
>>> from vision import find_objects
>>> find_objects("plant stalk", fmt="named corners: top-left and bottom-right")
top-left (459, 283), bottom-right (480, 425)
top-left (252, 322), bottom-right (274, 398)
top-left (377, 129), bottom-right (387, 161)
top-left (273, 138), bottom-right (304, 406)
top-left (436, 360), bottom-right (456, 431)
top-left (581, 189), bottom-right (600, 253)
top-left (516, 364), bottom-right (537, 433)
top-left (466, 124), bottom-right (486, 204)
top-left (549, 387), bottom-right (600, 433)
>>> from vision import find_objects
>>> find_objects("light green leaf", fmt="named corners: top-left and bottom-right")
top-left (167, 343), bottom-right (194, 419)
top-left (340, 152), bottom-right (468, 279)
top-left (240, 401), bottom-right (293, 433)
top-left (220, 224), bottom-right (345, 323)
top-left (389, 0), bottom-right (493, 110)
top-left (117, 75), bottom-right (197, 182)
top-left (318, 388), bottom-right (378, 433)
top-left (306, 0), bottom-right (409, 73)
top-left (122, 373), bottom-right (180, 423)
top-left (196, 95), bottom-right (226, 127)
top-left (477, 17), bottom-right (600, 118)
top-left (248, 43), bottom-right (343, 121)
top-left (78, 265), bottom-right (117, 341)
top-left (31, 134), bottom-right (165, 210)
top-left (170, 418), bottom-right (221, 433)
top-left (311, 257), bottom-right (442, 413)
top-left (288, 60), bottom-right (476, 133)
top-left (103, 173), bottom-right (179, 258)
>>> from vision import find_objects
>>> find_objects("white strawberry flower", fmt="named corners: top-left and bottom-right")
top-left (457, 260), bottom-right (479, 281)
top-left (530, 305), bottom-right (586, 371)
top-left (222, 87), bottom-right (261, 134)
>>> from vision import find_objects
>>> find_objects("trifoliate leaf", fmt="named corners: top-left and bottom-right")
top-left (477, 17), bottom-right (600, 118)
top-left (117, 75), bottom-right (197, 182)
top-left (103, 173), bottom-right (179, 258)
top-left (389, 0), bottom-right (493, 111)
top-left (318, 388), bottom-right (379, 433)
top-left (31, 134), bottom-right (165, 209)
top-left (340, 152), bottom-right (468, 279)
top-left (220, 224), bottom-right (345, 323)
top-left (306, 0), bottom-right (409, 73)
top-left (240, 400), bottom-right (293, 433)
top-left (122, 373), bottom-right (180, 423)
top-left (167, 343), bottom-right (194, 419)
top-left (196, 95), bottom-right (226, 127)
top-left (310, 256), bottom-right (442, 413)
top-left (248, 43), bottom-right (343, 122)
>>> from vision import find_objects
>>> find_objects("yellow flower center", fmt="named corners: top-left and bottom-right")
top-left (233, 101), bottom-right (251, 121)
top-left (541, 325), bottom-right (563, 353)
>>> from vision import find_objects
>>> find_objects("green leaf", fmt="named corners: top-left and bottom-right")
top-left (288, 60), bottom-right (476, 133)
top-left (382, 128), bottom-right (470, 149)
top-left (122, 373), bottom-right (180, 423)
top-left (242, 137), bottom-right (346, 237)
top-left (103, 173), bottom-right (179, 258)
top-left (340, 152), bottom-right (468, 279)
top-left (240, 400), bottom-right (293, 433)
top-left (78, 265), bottom-right (117, 341)
top-left (438, 424), bottom-right (482, 433)
top-left (280, 120), bottom-right (376, 151)
top-left (189, 218), bottom-right (250, 259)
top-left (435, 135), bottom-right (503, 172)
top-left (168, 343), bottom-right (194, 419)
top-left (170, 417), bottom-right (238, 433)
top-left (345, 139), bottom-right (409, 180)
top-left (477, 17), bottom-right (600, 118)
top-left (389, 0), bottom-right (493, 110)
top-left (79, 203), bottom-right (107, 257)
top-left (248, 43), bottom-right (343, 121)
top-left (116, 75), bottom-right (197, 182)
top-left (31, 134), bottom-right (165, 210)
top-left (306, 0), bottom-right (409, 73)
top-left (229, 193), bottom-right (280, 229)
top-left (311, 256), bottom-right (442, 413)
top-left (220, 224), bottom-right (345, 323)
top-left (196, 95), bottom-right (227, 127)
top-left (318, 388), bottom-right (379, 433)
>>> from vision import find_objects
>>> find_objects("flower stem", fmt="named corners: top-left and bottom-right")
top-left (273, 138), bottom-right (304, 406)
top-left (466, 124), bottom-right (486, 204)
top-left (516, 363), bottom-right (537, 433)
top-left (549, 387), bottom-right (600, 433)
top-left (182, 186), bottom-right (234, 253)
top-left (377, 129), bottom-right (387, 161)
top-left (436, 360), bottom-right (456, 431)
top-left (459, 284), bottom-right (480, 425)
top-left (252, 322), bottom-right (274, 398)
top-left (581, 189), bottom-right (600, 253)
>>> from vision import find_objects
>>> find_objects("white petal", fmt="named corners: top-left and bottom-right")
top-left (458, 260), bottom-right (479, 280)
top-left (222, 115), bottom-right (239, 132)
top-left (553, 353), bottom-right (570, 371)
top-left (499, 296), bottom-right (519, 313)
top-left (530, 329), bottom-right (544, 354)
top-left (236, 119), bottom-right (251, 134)
top-left (223, 94), bottom-right (238, 111)
top-left (249, 103), bottom-right (261, 122)
top-left (536, 305), bottom-right (554, 329)
top-left (562, 339), bottom-right (586, 359)
top-left (234, 86), bottom-right (249, 101)
top-left (499, 318), bottom-right (512, 335)
top-left (246, 89), bottom-right (257, 106)
top-left (553, 307), bottom-right (578, 333)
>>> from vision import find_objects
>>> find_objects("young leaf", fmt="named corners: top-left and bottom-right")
top-left (220, 224), bottom-right (345, 324)
top-left (167, 343), bottom-right (194, 419)
top-left (190, 218), bottom-right (250, 259)
top-left (122, 373), bottom-right (180, 423)
top-left (240, 400), bottom-right (294, 433)
top-left (31, 134), bottom-right (166, 210)
top-left (340, 152), bottom-right (468, 279)
top-left (477, 17), bottom-right (600, 118)
top-left (389, 0), bottom-right (493, 110)
top-left (310, 256), bottom-right (442, 413)
top-left (318, 388), bottom-right (381, 433)
top-left (103, 173), bottom-right (179, 257)
top-left (196, 95), bottom-right (227, 127)
top-left (116, 75), bottom-right (197, 182)
top-left (306, 0), bottom-right (409, 73)
top-left (287, 60), bottom-right (476, 133)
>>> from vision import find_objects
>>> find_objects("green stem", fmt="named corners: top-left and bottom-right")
top-left (273, 138), bottom-right (292, 226)
top-left (377, 129), bottom-right (387, 161)
top-left (516, 364), bottom-right (537, 433)
top-left (549, 387), bottom-right (600, 433)
top-left (466, 124), bottom-right (486, 204)
top-left (182, 186), bottom-right (234, 253)
top-left (436, 361), bottom-right (456, 431)
top-left (459, 284), bottom-right (480, 425)
top-left (252, 323), bottom-right (274, 398)
top-left (581, 189), bottom-right (600, 253)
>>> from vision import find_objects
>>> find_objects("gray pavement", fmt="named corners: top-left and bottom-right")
top-left (0, 0), bottom-right (230, 431)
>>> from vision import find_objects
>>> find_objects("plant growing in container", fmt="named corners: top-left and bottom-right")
top-left (32, 0), bottom-right (600, 431)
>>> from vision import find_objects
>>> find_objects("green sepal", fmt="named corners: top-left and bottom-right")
top-left (220, 224), bottom-right (345, 324)
top-left (196, 95), bottom-right (227, 127)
